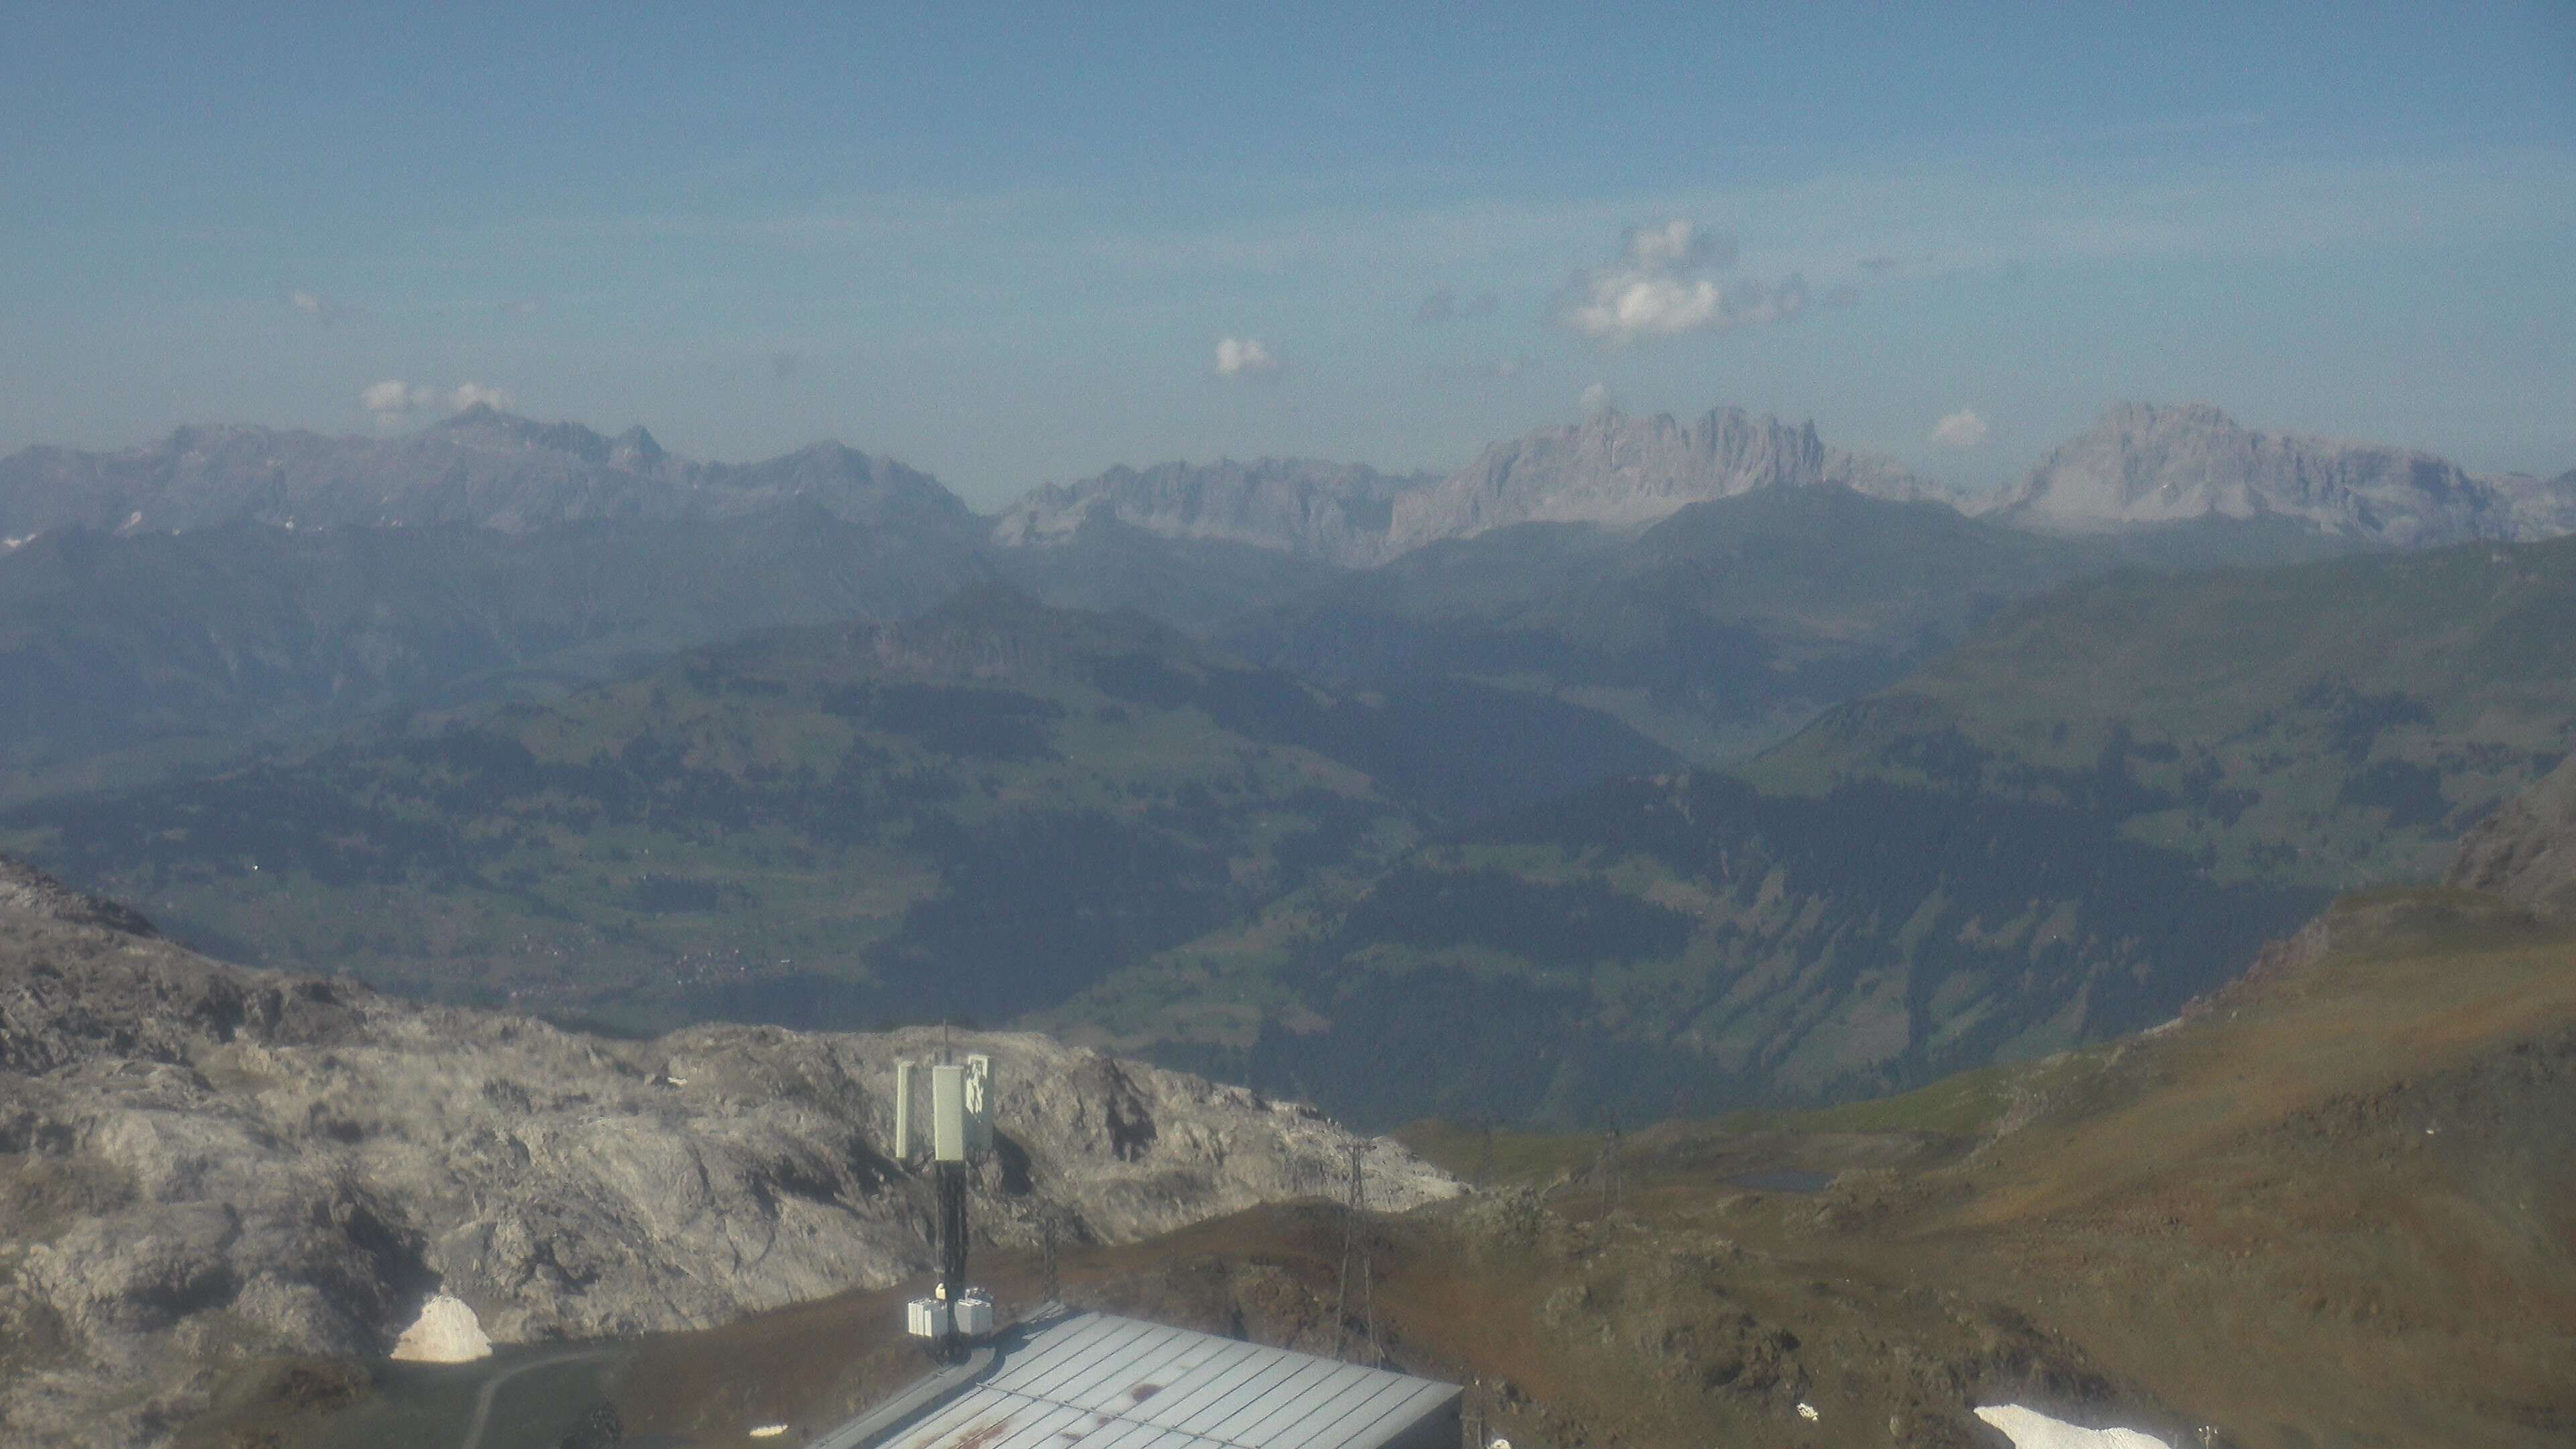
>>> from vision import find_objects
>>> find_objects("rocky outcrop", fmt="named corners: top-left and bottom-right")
top-left (0, 407), bottom-right (981, 540)
top-left (1996, 402), bottom-right (2576, 545)
top-left (992, 459), bottom-right (1436, 567)
top-left (1384, 407), bottom-right (1952, 551)
top-left (2449, 753), bottom-right (2576, 918)
top-left (0, 857), bottom-right (1453, 1447)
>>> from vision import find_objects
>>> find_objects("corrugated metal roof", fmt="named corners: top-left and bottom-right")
top-left (860, 1311), bottom-right (1458, 1449)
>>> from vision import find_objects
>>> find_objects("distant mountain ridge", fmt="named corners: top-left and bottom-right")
top-left (1384, 405), bottom-right (1962, 549)
top-left (0, 405), bottom-right (979, 541)
top-left (991, 458), bottom-right (1438, 568)
top-left (12, 400), bottom-right (2565, 566)
top-left (1997, 401), bottom-right (2576, 546)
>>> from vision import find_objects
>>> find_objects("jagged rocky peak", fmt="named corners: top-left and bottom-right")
top-left (608, 424), bottom-right (665, 468)
top-left (1383, 404), bottom-right (1941, 550)
top-left (712, 439), bottom-right (981, 533)
top-left (421, 402), bottom-right (619, 462)
top-left (991, 456), bottom-right (1438, 567)
top-left (2449, 753), bottom-right (2576, 920)
top-left (1998, 402), bottom-right (2576, 545)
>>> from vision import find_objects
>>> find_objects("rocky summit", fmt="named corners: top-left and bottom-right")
top-left (0, 857), bottom-right (1452, 1449)
top-left (1996, 401), bottom-right (2576, 545)
top-left (1384, 405), bottom-right (1953, 551)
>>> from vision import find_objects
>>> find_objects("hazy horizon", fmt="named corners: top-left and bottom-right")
top-left (6, 2), bottom-right (2573, 506)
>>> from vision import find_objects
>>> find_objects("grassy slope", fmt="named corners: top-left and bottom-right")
top-left (1056, 531), bottom-right (2576, 1128)
top-left (1222, 488), bottom-right (2358, 763)
top-left (1746, 532), bottom-right (2576, 891)
top-left (1047, 767), bottom-right (2320, 1128)
top-left (1, 590), bottom-right (1672, 1036)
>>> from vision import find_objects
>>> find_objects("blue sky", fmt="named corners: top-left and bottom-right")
top-left (3, 1), bottom-right (2571, 504)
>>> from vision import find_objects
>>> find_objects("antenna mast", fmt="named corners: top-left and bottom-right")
top-left (899, 1051), bottom-right (997, 1359)
top-left (1334, 1140), bottom-right (1368, 1360)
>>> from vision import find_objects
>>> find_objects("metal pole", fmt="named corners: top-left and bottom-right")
top-left (936, 1159), bottom-right (968, 1360)
top-left (1334, 1140), bottom-right (1362, 1358)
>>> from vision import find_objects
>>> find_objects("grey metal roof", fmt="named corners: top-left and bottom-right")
top-left (843, 1311), bottom-right (1458, 1449)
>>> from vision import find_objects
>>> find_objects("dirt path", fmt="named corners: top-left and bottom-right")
top-left (458, 1348), bottom-right (616, 1449)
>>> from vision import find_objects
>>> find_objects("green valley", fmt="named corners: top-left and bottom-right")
top-left (0, 588), bottom-right (1672, 1034)
top-left (1748, 531), bottom-right (2576, 889)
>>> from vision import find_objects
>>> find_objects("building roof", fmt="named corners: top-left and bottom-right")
top-left (830, 1310), bottom-right (1459, 1449)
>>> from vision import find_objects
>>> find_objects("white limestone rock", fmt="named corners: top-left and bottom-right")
top-left (390, 1291), bottom-right (492, 1364)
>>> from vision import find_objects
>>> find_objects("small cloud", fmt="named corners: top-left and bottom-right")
top-left (1930, 409), bottom-right (1991, 448)
top-left (1214, 336), bottom-right (1280, 380)
top-left (495, 298), bottom-right (543, 317)
top-left (362, 378), bottom-right (515, 427)
top-left (1580, 382), bottom-right (1615, 415)
top-left (289, 289), bottom-right (360, 325)
top-left (1858, 254), bottom-right (1900, 273)
top-left (769, 351), bottom-right (800, 382)
top-left (1556, 219), bottom-right (1804, 347)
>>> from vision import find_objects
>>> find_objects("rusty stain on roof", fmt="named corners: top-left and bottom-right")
top-left (918, 1411), bottom-right (1014, 1449)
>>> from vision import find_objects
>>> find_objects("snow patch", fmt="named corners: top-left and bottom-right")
top-left (1975, 1406), bottom-right (2173, 1449)
top-left (390, 1291), bottom-right (494, 1363)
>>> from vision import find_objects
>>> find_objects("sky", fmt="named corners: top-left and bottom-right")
top-left (3, 1), bottom-right (2572, 505)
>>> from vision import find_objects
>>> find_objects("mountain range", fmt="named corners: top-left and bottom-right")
top-left (1995, 401), bottom-right (2576, 543)
top-left (10, 400), bottom-right (2565, 567)
top-left (0, 409), bottom-right (980, 541)
top-left (3, 397), bottom-right (2573, 1130)
top-left (991, 458), bottom-right (1437, 568)
top-left (5, 398), bottom-right (2558, 794)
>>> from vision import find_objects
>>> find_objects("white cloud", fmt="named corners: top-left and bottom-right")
top-left (1214, 336), bottom-right (1279, 379)
top-left (1624, 217), bottom-right (1736, 271)
top-left (1580, 382), bottom-right (1615, 415)
top-left (1931, 409), bottom-right (1991, 447)
top-left (1556, 219), bottom-right (1806, 346)
top-left (361, 378), bottom-right (516, 427)
top-left (289, 289), bottom-right (359, 324)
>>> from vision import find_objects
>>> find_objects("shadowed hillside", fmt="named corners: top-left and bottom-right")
top-left (0, 590), bottom-right (1672, 1035)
